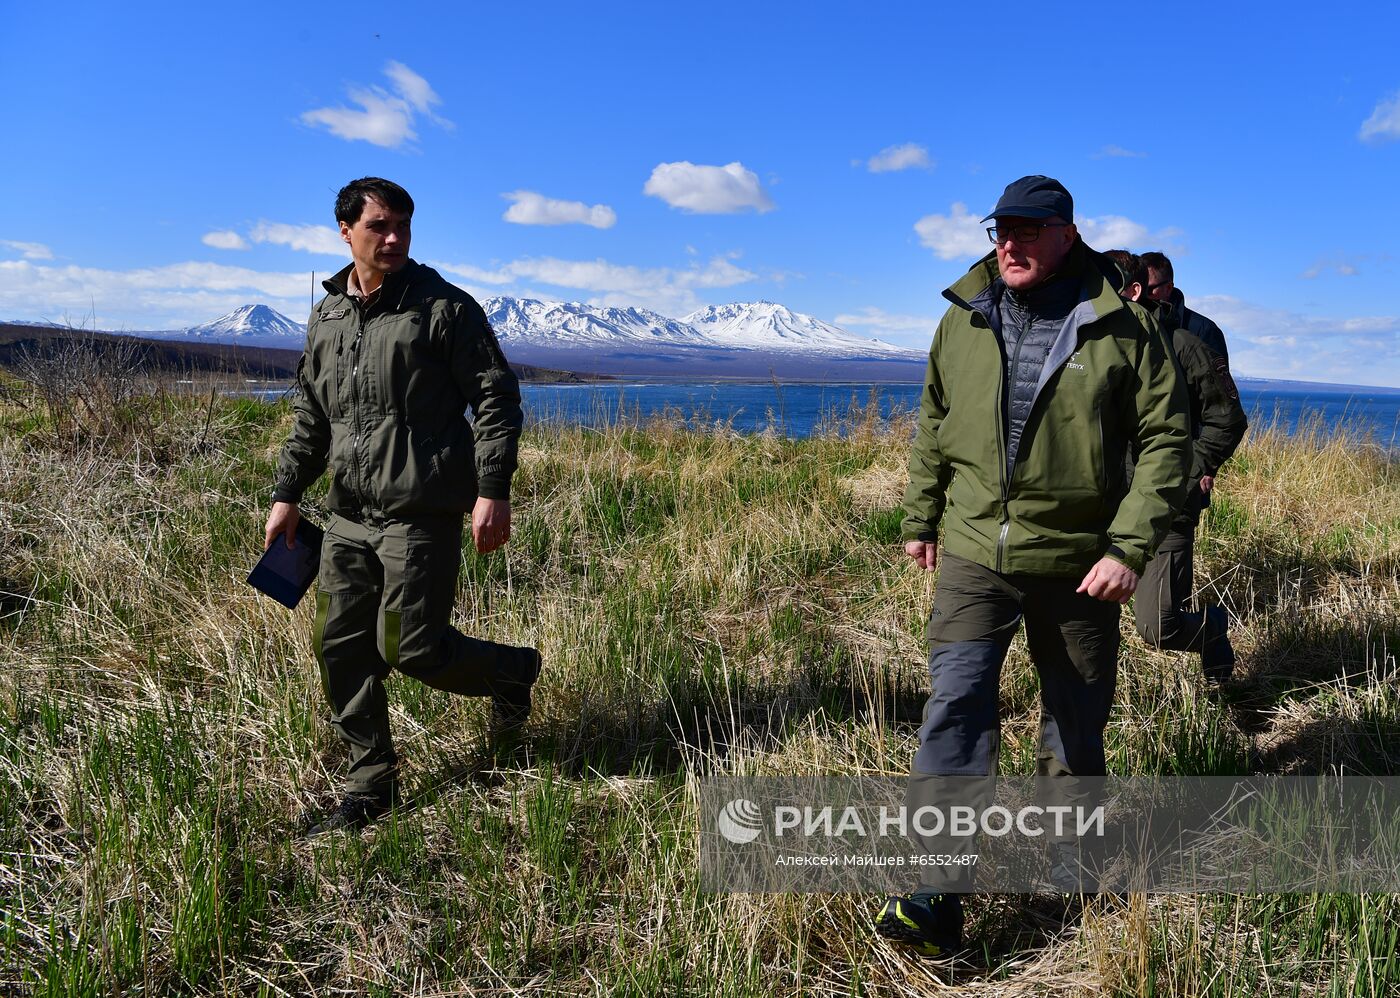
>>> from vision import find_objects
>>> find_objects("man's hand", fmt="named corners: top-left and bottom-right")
top-left (1076, 557), bottom-right (1139, 603)
top-left (264, 501), bottom-right (300, 550)
top-left (904, 540), bottom-right (937, 573)
top-left (472, 497), bottom-right (512, 554)
top-left (1199, 474), bottom-right (1215, 494)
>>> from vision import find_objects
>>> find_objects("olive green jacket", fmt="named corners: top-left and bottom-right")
top-left (901, 241), bottom-right (1190, 576)
top-left (273, 260), bottom-right (522, 517)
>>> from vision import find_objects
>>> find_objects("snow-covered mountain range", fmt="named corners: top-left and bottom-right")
top-left (3, 317), bottom-right (70, 329)
top-left (480, 297), bottom-right (922, 378)
top-left (480, 297), bottom-right (911, 358)
top-left (481, 298), bottom-right (707, 348)
top-left (682, 301), bottom-right (911, 357)
top-left (5, 296), bottom-right (925, 379)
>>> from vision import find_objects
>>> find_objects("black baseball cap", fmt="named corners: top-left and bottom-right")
top-left (982, 175), bottom-right (1074, 222)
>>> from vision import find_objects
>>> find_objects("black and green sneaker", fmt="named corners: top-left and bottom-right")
top-left (874, 893), bottom-right (964, 957)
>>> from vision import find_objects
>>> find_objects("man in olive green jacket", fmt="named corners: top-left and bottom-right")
top-left (876, 177), bottom-right (1188, 958)
top-left (1105, 251), bottom-right (1248, 683)
top-left (263, 178), bottom-right (540, 836)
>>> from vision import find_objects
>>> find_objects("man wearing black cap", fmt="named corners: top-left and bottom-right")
top-left (876, 176), bottom-right (1188, 957)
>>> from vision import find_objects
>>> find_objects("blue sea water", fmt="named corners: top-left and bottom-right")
top-left (521, 380), bottom-right (1400, 449)
top-left (247, 377), bottom-right (1400, 448)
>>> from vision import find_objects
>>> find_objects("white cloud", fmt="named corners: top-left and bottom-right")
top-left (201, 230), bottom-right (248, 251)
top-left (1359, 91), bottom-right (1400, 143)
top-left (913, 202), bottom-right (988, 260)
top-left (501, 190), bottom-right (616, 229)
top-left (834, 307), bottom-right (940, 337)
top-left (643, 162), bottom-right (774, 214)
top-left (833, 307), bottom-right (939, 349)
top-left (0, 258), bottom-right (314, 329)
top-left (383, 60), bottom-right (447, 123)
top-left (440, 255), bottom-right (756, 294)
top-left (301, 61), bottom-right (453, 148)
top-left (1076, 215), bottom-right (1150, 248)
top-left (435, 253), bottom-right (759, 316)
top-left (1194, 293), bottom-right (1400, 386)
top-left (249, 221), bottom-right (348, 257)
top-left (1301, 255), bottom-right (1362, 279)
top-left (1, 240), bottom-right (54, 261)
top-left (1078, 216), bottom-right (1182, 252)
top-left (1094, 144), bottom-right (1148, 159)
top-left (866, 143), bottom-right (932, 173)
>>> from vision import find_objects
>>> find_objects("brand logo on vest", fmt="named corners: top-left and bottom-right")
top-left (1066, 351), bottom-right (1086, 372)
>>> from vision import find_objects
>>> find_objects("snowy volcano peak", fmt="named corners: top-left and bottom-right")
top-left (682, 300), bottom-right (910, 357)
top-left (185, 304), bottom-right (305, 343)
top-left (481, 296), bottom-right (707, 346)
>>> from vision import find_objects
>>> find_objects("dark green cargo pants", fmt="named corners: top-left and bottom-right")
top-left (906, 553), bottom-right (1120, 890)
top-left (1134, 525), bottom-right (1208, 651)
top-left (313, 512), bottom-right (529, 796)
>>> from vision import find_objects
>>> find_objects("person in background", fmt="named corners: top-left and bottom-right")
top-left (1140, 250), bottom-right (1229, 360)
top-left (1105, 250), bottom-right (1248, 684)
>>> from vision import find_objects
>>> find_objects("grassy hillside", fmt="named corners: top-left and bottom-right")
top-left (1, 386), bottom-right (1397, 996)
top-left (0, 323), bottom-right (610, 384)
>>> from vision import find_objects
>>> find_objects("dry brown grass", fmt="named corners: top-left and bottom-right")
top-left (0, 394), bottom-right (1396, 995)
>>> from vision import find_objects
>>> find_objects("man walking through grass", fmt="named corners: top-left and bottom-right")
top-left (876, 176), bottom-right (1189, 957)
top-left (1104, 250), bottom-right (1248, 684)
top-left (264, 177), bottom-right (541, 837)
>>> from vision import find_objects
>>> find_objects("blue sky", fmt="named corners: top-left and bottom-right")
top-left (4, 1), bottom-right (1400, 386)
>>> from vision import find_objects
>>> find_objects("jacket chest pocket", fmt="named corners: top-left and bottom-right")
top-left (374, 310), bottom-right (435, 415)
top-left (305, 324), bottom-right (345, 420)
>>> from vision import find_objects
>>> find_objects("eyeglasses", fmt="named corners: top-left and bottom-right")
top-left (1145, 279), bottom-right (1173, 293)
top-left (986, 222), bottom-right (1069, 245)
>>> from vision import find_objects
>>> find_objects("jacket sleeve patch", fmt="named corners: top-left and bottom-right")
top-left (1213, 356), bottom-right (1239, 401)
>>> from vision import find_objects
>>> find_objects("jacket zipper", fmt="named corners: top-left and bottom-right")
top-left (1097, 405), bottom-right (1107, 494)
top-left (996, 314), bottom-right (1031, 573)
top-left (349, 305), bottom-right (368, 511)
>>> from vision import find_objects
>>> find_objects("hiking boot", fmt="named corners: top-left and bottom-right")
top-left (490, 647), bottom-right (542, 747)
top-left (1201, 605), bottom-right (1235, 685)
top-left (1048, 840), bottom-right (1099, 895)
top-left (300, 791), bottom-right (397, 838)
top-left (874, 893), bottom-right (963, 958)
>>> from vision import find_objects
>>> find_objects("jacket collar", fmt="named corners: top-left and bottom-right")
top-left (323, 259), bottom-right (424, 311)
top-left (942, 239), bottom-right (1128, 326)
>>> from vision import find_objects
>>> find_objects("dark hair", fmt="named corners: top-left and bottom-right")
top-left (1139, 251), bottom-right (1173, 282)
top-left (1104, 249), bottom-right (1147, 288)
top-left (335, 177), bottom-right (414, 225)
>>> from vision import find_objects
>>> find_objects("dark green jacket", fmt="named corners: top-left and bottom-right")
top-left (1165, 322), bottom-right (1248, 527)
top-left (901, 241), bottom-right (1190, 576)
top-left (273, 260), bottom-right (522, 517)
